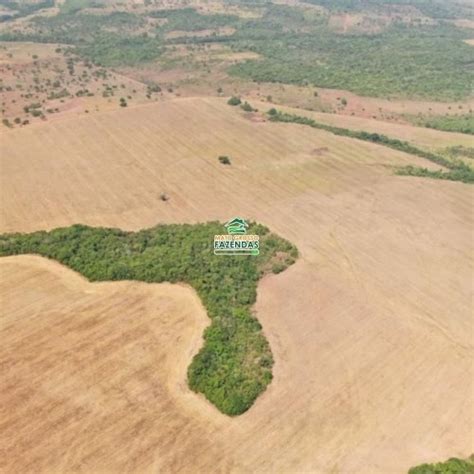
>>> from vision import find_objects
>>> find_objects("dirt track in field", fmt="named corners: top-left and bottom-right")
top-left (0, 97), bottom-right (473, 473)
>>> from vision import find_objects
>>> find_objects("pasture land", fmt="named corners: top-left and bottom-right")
top-left (0, 97), bottom-right (472, 472)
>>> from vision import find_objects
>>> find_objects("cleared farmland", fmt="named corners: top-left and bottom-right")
top-left (0, 97), bottom-right (473, 472)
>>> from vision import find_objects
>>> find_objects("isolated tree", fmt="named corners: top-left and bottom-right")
top-left (227, 96), bottom-right (241, 106)
top-left (240, 102), bottom-right (254, 112)
top-left (218, 155), bottom-right (231, 165)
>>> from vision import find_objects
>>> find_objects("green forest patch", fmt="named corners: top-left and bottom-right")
top-left (0, 221), bottom-right (298, 416)
top-left (408, 455), bottom-right (474, 474)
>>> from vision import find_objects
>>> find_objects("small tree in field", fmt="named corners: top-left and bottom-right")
top-left (240, 101), bottom-right (254, 112)
top-left (227, 96), bottom-right (241, 106)
top-left (218, 155), bottom-right (231, 165)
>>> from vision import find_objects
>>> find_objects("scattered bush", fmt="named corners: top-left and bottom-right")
top-left (227, 96), bottom-right (241, 106)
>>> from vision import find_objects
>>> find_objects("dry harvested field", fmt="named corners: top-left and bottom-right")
top-left (0, 97), bottom-right (473, 473)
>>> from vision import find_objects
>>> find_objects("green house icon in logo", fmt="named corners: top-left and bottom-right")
top-left (225, 217), bottom-right (249, 235)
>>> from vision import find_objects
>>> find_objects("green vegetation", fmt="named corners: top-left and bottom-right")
top-left (0, 222), bottom-right (297, 415)
top-left (0, 11), bottom-right (163, 66)
top-left (301, 0), bottom-right (473, 19)
top-left (395, 164), bottom-right (473, 183)
top-left (227, 96), bottom-right (242, 106)
top-left (410, 113), bottom-right (474, 135)
top-left (267, 109), bottom-right (474, 183)
top-left (0, 0), bottom-right (54, 22)
top-left (241, 101), bottom-right (256, 112)
top-left (60, 0), bottom-right (101, 15)
top-left (151, 7), bottom-right (240, 33)
top-left (77, 34), bottom-right (163, 67)
top-left (218, 155), bottom-right (231, 165)
top-left (442, 146), bottom-right (474, 161)
top-left (408, 455), bottom-right (474, 474)
top-left (229, 14), bottom-right (474, 100)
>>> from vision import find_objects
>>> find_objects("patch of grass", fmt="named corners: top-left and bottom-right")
top-left (267, 109), bottom-right (474, 183)
top-left (151, 7), bottom-right (241, 32)
top-left (60, 0), bottom-right (101, 15)
top-left (442, 146), bottom-right (474, 160)
top-left (0, 0), bottom-right (54, 22)
top-left (0, 222), bottom-right (298, 416)
top-left (408, 455), bottom-right (474, 473)
top-left (301, 0), bottom-right (473, 19)
top-left (414, 113), bottom-right (474, 135)
top-left (395, 164), bottom-right (473, 183)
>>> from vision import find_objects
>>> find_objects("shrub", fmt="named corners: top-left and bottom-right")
top-left (227, 96), bottom-right (241, 106)
top-left (218, 155), bottom-right (231, 165)
top-left (240, 101), bottom-right (254, 112)
top-left (147, 83), bottom-right (161, 94)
